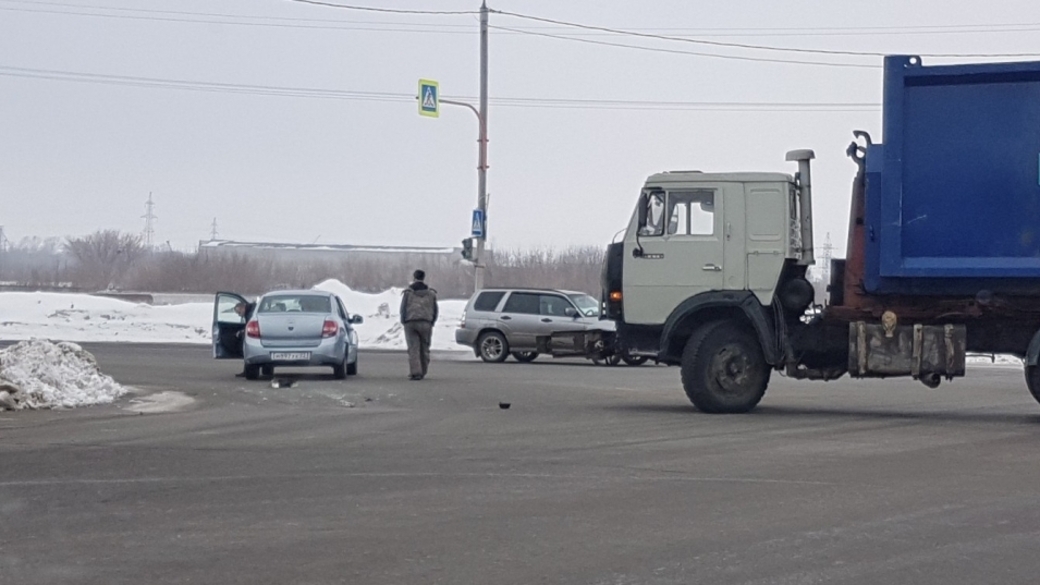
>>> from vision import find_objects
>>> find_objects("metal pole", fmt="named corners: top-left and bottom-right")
top-left (475, 0), bottom-right (489, 291)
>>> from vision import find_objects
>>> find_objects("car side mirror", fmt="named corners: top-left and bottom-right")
top-left (564, 307), bottom-right (578, 318)
top-left (350, 315), bottom-right (364, 324)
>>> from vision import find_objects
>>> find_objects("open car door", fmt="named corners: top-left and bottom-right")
top-left (213, 292), bottom-right (249, 359)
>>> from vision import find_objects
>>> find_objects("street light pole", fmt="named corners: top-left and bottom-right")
top-left (418, 2), bottom-right (489, 293)
top-left (475, 0), bottom-right (489, 291)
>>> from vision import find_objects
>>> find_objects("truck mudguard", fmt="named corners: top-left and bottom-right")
top-left (659, 290), bottom-right (780, 365)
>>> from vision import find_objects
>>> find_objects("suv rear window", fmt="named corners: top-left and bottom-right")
top-left (473, 291), bottom-right (506, 312)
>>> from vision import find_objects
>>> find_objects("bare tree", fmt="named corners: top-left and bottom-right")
top-left (65, 230), bottom-right (144, 290)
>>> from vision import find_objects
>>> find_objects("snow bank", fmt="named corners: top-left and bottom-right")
top-left (0, 340), bottom-right (128, 410)
top-left (0, 281), bottom-right (469, 351)
top-left (312, 280), bottom-right (467, 351)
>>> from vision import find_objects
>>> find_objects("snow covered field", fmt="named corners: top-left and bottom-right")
top-left (0, 279), bottom-right (469, 352)
top-left (0, 280), bottom-right (470, 410)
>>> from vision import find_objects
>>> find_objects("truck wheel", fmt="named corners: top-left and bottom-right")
top-left (1025, 366), bottom-right (1040, 405)
top-left (681, 321), bottom-right (770, 413)
top-left (512, 351), bottom-right (539, 363)
top-left (478, 331), bottom-right (509, 363)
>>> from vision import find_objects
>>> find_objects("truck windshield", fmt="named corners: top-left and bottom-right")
top-left (568, 294), bottom-right (600, 317)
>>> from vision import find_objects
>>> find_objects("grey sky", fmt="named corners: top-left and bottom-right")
top-left (2, 0), bottom-right (1038, 255)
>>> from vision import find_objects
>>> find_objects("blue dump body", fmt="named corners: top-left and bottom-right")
top-left (864, 56), bottom-right (1040, 295)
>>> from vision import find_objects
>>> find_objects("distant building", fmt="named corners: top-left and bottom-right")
top-left (198, 240), bottom-right (464, 267)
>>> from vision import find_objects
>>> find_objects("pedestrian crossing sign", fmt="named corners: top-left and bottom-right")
top-left (419, 79), bottom-right (439, 118)
top-left (471, 209), bottom-right (485, 238)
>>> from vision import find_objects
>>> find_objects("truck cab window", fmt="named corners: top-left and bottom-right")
top-left (638, 192), bottom-right (666, 236)
top-left (667, 190), bottom-right (715, 236)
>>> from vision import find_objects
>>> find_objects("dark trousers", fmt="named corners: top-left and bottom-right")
top-left (404, 321), bottom-right (433, 377)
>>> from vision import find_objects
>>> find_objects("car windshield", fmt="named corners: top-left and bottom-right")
top-left (567, 293), bottom-right (600, 317)
top-left (257, 294), bottom-right (331, 314)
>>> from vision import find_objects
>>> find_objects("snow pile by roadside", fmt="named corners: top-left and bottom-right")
top-left (313, 280), bottom-right (468, 351)
top-left (0, 340), bottom-right (128, 410)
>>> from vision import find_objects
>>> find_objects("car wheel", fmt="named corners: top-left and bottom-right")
top-left (261, 365), bottom-right (275, 377)
top-left (594, 354), bottom-right (622, 366)
top-left (347, 358), bottom-right (358, 376)
top-left (681, 320), bottom-right (770, 414)
top-left (332, 354), bottom-right (348, 379)
top-left (478, 331), bottom-right (509, 363)
top-left (511, 351), bottom-right (538, 363)
top-left (244, 364), bottom-right (261, 380)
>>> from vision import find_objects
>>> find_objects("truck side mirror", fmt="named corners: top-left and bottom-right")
top-left (565, 307), bottom-right (578, 318)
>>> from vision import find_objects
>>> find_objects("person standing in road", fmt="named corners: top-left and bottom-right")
top-left (401, 269), bottom-right (438, 380)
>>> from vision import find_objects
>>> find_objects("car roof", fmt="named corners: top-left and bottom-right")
top-left (475, 288), bottom-right (588, 296)
top-left (261, 290), bottom-right (334, 297)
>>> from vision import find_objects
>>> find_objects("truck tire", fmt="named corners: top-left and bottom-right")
top-left (512, 351), bottom-right (539, 363)
top-left (1025, 366), bottom-right (1040, 405)
top-left (478, 331), bottom-right (509, 363)
top-left (680, 320), bottom-right (770, 413)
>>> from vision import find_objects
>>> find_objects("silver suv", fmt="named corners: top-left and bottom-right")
top-left (455, 288), bottom-right (610, 363)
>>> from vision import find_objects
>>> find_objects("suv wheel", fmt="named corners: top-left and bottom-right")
top-left (478, 331), bottom-right (509, 363)
top-left (512, 351), bottom-right (538, 363)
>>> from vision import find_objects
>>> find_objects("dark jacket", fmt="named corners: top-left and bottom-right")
top-left (400, 282), bottom-right (438, 324)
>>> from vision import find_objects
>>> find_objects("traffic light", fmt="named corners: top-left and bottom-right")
top-left (461, 238), bottom-right (474, 261)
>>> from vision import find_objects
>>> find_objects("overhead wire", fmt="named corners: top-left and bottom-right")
top-left (6, 0), bottom-right (1040, 40)
top-left (491, 24), bottom-right (880, 69)
top-left (0, 65), bottom-right (880, 112)
top-left (285, 0), bottom-right (478, 15)
top-left (490, 8), bottom-right (1040, 59)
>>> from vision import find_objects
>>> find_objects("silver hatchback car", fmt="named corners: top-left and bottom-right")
top-left (455, 288), bottom-right (610, 363)
top-left (213, 290), bottom-right (363, 379)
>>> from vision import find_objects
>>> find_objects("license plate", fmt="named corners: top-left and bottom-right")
top-left (270, 352), bottom-right (311, 361)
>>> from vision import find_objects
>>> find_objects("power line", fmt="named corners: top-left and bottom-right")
top-left (0, 65), bottom-right (880, 111)
top-left (6, 0), bottom-right (1040, 38)
top-left (490, 8), bottom-right (1040, 59)
top-left (0, 4), bottom-right (479, 34)
top-left (286, 0), bottom-right (478, 15)
top-left (492, 24), bottom-right (880, 69)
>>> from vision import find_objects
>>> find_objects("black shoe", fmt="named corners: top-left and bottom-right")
top-left (409, 375), bottom-right (423, 381)
top-left (235, 371), bottom-right (247, 378)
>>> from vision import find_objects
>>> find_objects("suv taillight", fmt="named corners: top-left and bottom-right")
top-left (246, 319), bottom-right (261, 338)
top-left (322, 319), bottom-right (339, 338)
top-left (460, 310), bottom-right (467, 328)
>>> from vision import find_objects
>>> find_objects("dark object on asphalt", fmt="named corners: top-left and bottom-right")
top-left (499, 402), bottom-right (511, 409)
top-left (271, 377), bottom-right (299, 389)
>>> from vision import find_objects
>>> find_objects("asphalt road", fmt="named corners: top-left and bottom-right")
top-left (4, 345), bottom-right (1040, 584)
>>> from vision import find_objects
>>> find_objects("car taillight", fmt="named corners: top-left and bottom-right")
top-left (322, 319), bottom-right (338, 338)
top-left (460, 310), bottom-right (467, 328)
top-left (246, 319), bottom-right (261, 338)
